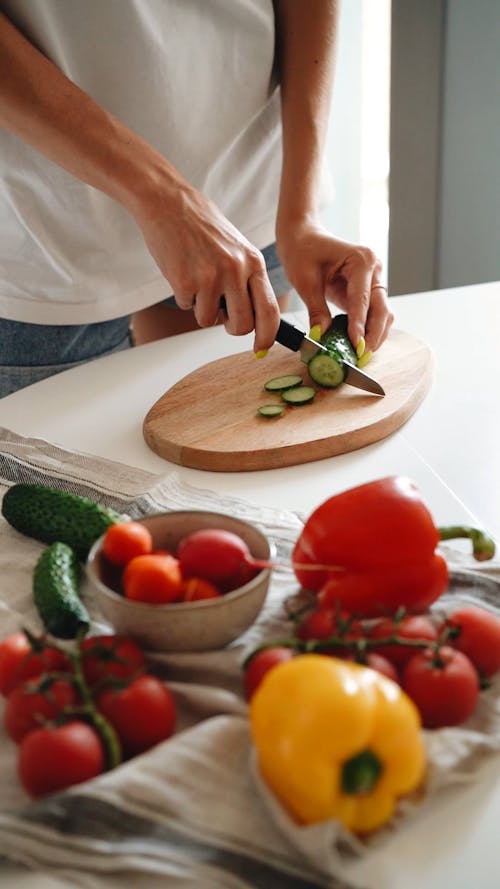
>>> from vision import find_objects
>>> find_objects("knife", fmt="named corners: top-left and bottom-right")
top-left (275, 318), bottom-right (385, 396)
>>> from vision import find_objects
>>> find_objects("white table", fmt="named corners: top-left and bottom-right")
top-left (1, 280), bottom-right (500, 889)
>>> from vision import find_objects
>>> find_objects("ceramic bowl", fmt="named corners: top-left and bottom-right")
top-left (85, 510), bottom-right (274, 652)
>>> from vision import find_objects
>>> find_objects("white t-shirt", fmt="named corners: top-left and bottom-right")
top-left (0, 0), bottom-right (283, 324)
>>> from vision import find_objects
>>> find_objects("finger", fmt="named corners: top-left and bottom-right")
top-left (248, 268), bottom-right (281, 353)
top-left (219, 259), bottom-right (257, 336)
top-left (171, 289), bottom-right (196, 311)
top-left (192, 281), bottom-right (223, 328)
top-left (343, 268), bottom-right (372, 350)
top-left (298, 267), bottom-right (332, 335)
top-left (364, 284), bottom-right (393, 351)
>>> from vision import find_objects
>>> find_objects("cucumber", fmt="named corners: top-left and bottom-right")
top-left (33, 541), bottom-right (90, 639)
top-left (307, 313), bottom-right (358, 389)
top-left (281, 386), bottom-right (316, 405)
top-left (264, 374), bottom-right (303, 392)
top-left (2, 483), bottom-right (124, 561)
top-left (258, 404), bottom-right (285, 418)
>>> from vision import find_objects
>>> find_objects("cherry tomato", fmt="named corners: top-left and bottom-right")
top-left (243, 646), bottom-right (296, 701)
top-left (0, 633), bottom-right (72, 697)
top-left (446, 606), bottom-right (500, 678)
top-left (102, 521), bottom-right (153, 566)
top-left (4, 677), bottom-right (79, 743)
top-left (123, 553), bottom-right (183, 604)
top-left (96, 674), bottom-right (176, 757)
top-left (296, 607), bottom-right (363, 657)
top-left (296, 607), bottom-right (338, 642)
top-left (344, 652), bottom-right (399, 684)
top-left (402, 646), bottom-right (479, 728)
top-left (181, 578), bottom-right (222, 601)
top-left (18, 721), bottom-right (105, 797)
top-left (369, 615), bottom-right (438, 668)
top-left (80, 635), bottom-right (146, 689)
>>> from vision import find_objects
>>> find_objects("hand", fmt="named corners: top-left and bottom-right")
top-left (277, 221), bottom-right (394, 352)
top-left (134, 182), bottom-right (280, 353)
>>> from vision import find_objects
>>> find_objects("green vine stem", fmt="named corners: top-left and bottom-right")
top-left (23, 628), bottom-right (122, 771)
top-left (243, 628), bottom-right (453, 669)
top-left (67, 632), bottom-right (122, 770)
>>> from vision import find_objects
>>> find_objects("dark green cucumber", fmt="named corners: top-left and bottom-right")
top-left (308, 313), bottom-right (358, 389)
top-left (2, 483), bottom-right (124, 561)
top-left (33, 541), bottom-right (90, 639)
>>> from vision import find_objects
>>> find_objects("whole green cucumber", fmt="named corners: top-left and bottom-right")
top-left (33, 541), bottom-right (90, 639)
top-left (2, 483), bottom-right (124, 561)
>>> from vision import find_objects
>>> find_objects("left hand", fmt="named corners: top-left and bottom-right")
top-left (276, 221), bottom-right (394, 353)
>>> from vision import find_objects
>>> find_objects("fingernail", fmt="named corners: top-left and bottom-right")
top-left (309, 325), bottom-right (322, 342)
top-left (358, 350), bottom-right (373, 368)
top-left (254, 349), bottom-right (268, 359)
top-left (356, 337), bottom-right (366, 359)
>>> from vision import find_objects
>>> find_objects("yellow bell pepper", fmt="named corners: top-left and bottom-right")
top-left (249, 654), bottom-right (425, 834)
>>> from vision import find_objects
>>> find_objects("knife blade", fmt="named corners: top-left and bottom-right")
top-left (275, 318), bottom-right (385, 396)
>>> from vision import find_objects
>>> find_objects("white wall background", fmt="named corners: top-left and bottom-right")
top-left (320, 0), bottom-right (391, 271)
top-left (438, 0), bottom-right (500, 288)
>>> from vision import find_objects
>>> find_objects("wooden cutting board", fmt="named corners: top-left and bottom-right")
top-left (143, 328), bottom-right (433, 472)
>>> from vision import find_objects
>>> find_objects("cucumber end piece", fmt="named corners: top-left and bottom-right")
top-left (258, 404), bottom-right (285, 418)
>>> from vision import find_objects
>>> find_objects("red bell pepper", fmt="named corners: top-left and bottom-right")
top-left (293, 476), bottom-right (495, 617)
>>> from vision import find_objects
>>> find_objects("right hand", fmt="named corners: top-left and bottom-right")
top-left (134, 183), bottom-right (280, 353)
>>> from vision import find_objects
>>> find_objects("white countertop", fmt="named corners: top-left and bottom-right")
top-left (1, 279), bottom-right (500, 889)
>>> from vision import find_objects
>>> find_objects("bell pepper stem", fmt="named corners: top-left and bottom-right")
top-left (342, 750), bottom-right (382, 795)
top-left (438, 525), bottom-right (496, 561)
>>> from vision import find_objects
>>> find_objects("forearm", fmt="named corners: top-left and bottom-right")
top-left (0, 12), bottom-right (184, 223)
top-left (273, 0), bottom-right (339, 231)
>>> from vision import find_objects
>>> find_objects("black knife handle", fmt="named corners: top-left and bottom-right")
top-left (275, 318), bottom-right (305, 352)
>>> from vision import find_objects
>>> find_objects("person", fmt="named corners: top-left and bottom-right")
top-left (0, 1), bottom-right (393, 399)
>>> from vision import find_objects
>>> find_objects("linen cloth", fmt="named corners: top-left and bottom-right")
top-left (0, 427), bottom-right (500, 889)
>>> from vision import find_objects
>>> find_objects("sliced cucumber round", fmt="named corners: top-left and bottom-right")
top-left (258, 404), bottom-right (285, 418)
top-left (281, 386), bottom-right (316, 405)
top-left (307, 353), bottom-right (345, 388)
top-left (264, 374), bottom-right (304, 392)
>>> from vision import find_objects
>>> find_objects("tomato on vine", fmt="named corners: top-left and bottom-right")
top-left (369, 615), bottom-right (438, 669)
top-left (0, 632), bottom-right (71, 697)
top-left (18, 721), bottom-right (105, 798)
top-left (96, 674), bottom-right (176, 758)
top-left (243, 646), bottom-right (296, 701)
top-left (4, 677), bottom-right (79, 743)
top-left (402, 646), bottom-right (479, 728)
top-left (445, 606), bottom-right (500, 679)
top-left (81, 635), bottom-right (146, 689)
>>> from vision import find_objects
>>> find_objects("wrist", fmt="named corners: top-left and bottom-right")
top-left (114, 145), bottom-right (190, 225)
top-left (276, 210), bottom-right (323, 252)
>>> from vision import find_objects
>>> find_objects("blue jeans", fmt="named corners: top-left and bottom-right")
top-left (0, 243), bottom-right (290, 398)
